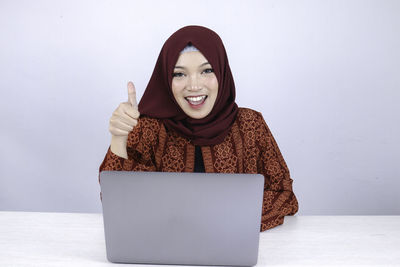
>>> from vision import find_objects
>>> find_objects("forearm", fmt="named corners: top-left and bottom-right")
top-left (260, 189), bottom-right (298, 231)
top-left (99, 118), bottom-right (159, 173)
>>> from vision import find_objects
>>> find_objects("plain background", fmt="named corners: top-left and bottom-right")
top-left (0, 0), bottom-right (399, 215)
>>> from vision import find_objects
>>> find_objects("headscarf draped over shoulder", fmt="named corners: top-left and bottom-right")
top-left (138, 25), bottom-right (238, 146)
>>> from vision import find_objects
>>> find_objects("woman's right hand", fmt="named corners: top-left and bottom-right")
top-left (109, 81), bottom-right (140, 159)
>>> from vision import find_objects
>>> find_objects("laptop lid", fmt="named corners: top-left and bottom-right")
top-left (100, 171), bottom-right (264, 266)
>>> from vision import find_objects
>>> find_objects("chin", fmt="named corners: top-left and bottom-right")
top-left (179, 100), bottom-right (213, 119)
top-left (186, 110), bottom-right (211, 119)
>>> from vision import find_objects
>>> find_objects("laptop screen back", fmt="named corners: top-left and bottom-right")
top-left (100, 171), bottom-right (264, 266)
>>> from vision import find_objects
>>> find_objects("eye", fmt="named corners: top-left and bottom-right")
top-left (172, 72), bottom-right (185, 78)
top-left (202, 68), bottom-right (214, 74)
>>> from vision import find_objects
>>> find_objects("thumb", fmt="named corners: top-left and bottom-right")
top-left (127, 81), bottom-right (138, 109)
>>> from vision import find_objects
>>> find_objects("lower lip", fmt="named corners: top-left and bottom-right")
top-left (187, 97), bottom-right (207, 109)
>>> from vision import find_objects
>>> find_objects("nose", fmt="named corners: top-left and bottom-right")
top-left (188, 75), bottom-right (201, 91)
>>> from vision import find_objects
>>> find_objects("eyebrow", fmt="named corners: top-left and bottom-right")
top-left (174, 62), bottom-right (211, 69)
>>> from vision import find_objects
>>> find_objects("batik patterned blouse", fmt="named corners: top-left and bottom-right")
top-left (99, 108), bottom-right (299, 231)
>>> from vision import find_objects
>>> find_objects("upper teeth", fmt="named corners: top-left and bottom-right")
top-left (186, 96), bottom-right (206, 102)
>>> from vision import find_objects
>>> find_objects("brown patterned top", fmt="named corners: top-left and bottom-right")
top-left (99, 108), bottom-right (299, 231)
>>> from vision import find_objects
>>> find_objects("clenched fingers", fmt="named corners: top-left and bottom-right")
top-left (109, 126), bottom-right (130, 136)
top-left (110, 117), bottom-right (135, 132)
top-left (122, 102), bottom-right (140, 119)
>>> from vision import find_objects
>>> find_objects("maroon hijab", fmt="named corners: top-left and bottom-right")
top-left (138, 25), bottom-right (238, 146)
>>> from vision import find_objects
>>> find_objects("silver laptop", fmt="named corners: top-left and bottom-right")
top-left (100, 171), bottom-right (264, 266)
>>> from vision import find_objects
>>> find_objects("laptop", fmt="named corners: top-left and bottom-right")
top-left (100, 171), bottom-right (264, 266)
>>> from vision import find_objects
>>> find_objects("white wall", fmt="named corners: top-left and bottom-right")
top-left (0, 0), bottom-right (399, 215)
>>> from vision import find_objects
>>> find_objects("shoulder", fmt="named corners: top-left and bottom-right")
top-left (235, 107), bottom-right (272, 143)
top-left (236, 107), bottom-right (265, 127)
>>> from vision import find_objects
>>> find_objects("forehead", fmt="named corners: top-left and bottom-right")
top-left (175, 51), bottom-right (209, 66)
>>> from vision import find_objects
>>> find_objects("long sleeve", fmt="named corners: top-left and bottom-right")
top-left (98, 117), bottom-right (161, 199)
top-left (257, 113), bottom-right (299, 231)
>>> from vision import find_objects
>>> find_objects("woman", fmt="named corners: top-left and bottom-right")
top-left (99, 25), bottom-right (298, 231)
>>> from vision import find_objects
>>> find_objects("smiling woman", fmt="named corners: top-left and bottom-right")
top-left (99, 25), bottom-right (298, 231)
top-left (171, 48), bottom-right (219, 119)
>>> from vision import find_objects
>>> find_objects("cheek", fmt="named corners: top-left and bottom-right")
top-left (206, 76), bottom-right (219, 95)
top-left (172, 80), bottom-right (184, 98)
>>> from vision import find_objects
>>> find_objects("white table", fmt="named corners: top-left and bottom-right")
top-left (0, 212), bottom-right (399, 266)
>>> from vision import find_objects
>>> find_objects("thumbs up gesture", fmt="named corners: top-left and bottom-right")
top-left (109, 81), bottom-right (140, 159)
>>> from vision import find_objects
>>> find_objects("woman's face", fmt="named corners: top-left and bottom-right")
top-left (171, 51), bottom-right (219, 119)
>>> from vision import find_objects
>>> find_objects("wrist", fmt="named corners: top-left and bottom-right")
top-left (110, 135), bottom-right (128, 159)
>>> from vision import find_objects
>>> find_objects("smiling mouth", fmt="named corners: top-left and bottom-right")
top-left (185, 95), bottom-right (207, 106)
